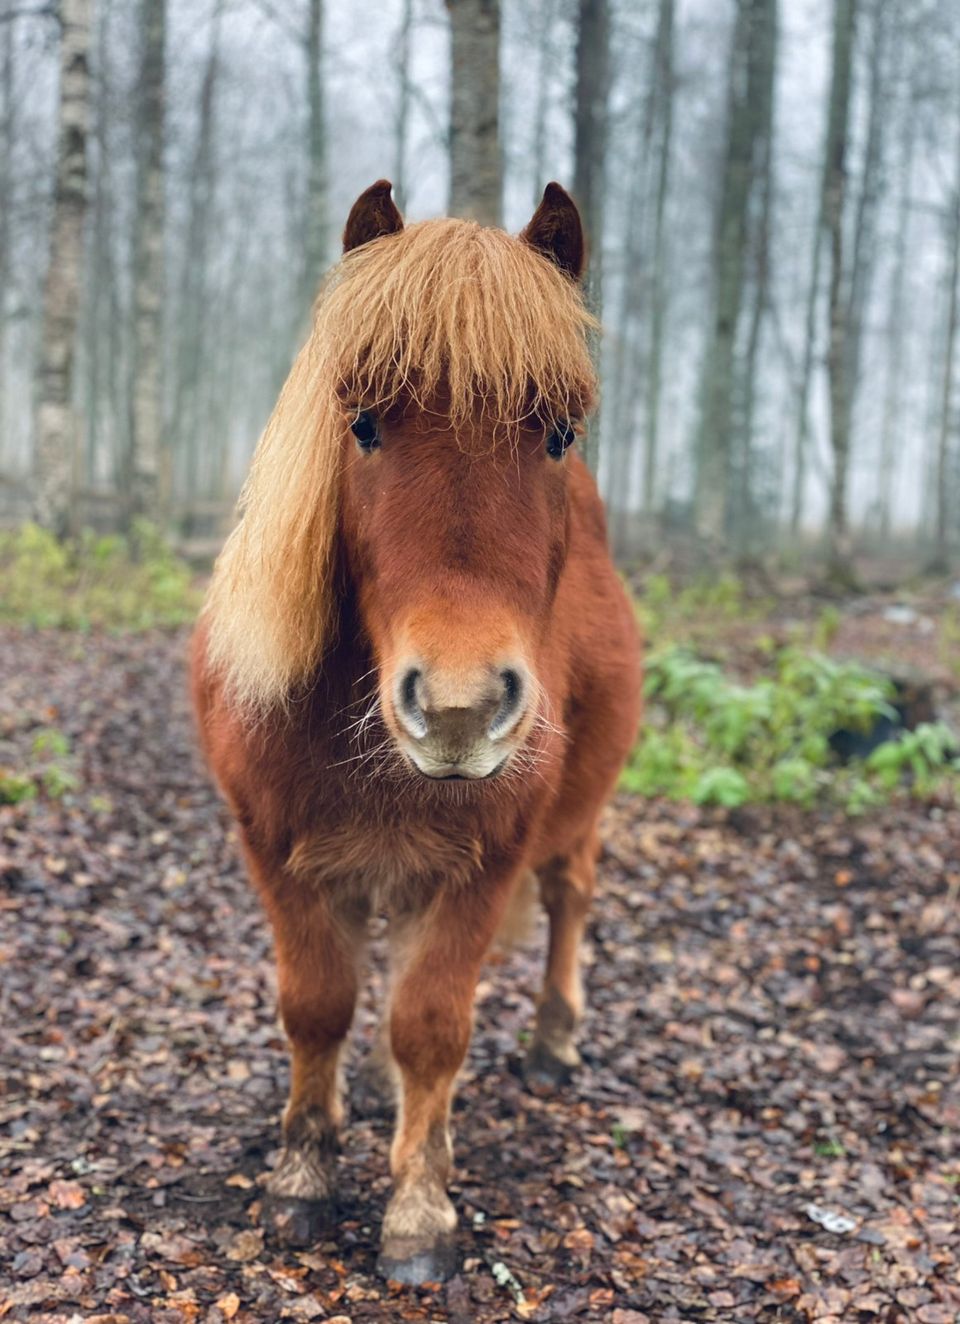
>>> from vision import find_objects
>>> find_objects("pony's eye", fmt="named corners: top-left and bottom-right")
top-left (546, 421), bottom-right (576, 459)
top-left (351, 411), bottom-right (379, 451)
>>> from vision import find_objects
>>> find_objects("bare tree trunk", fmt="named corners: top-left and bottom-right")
top-left (930, 114), bottom-right (960, 572)
top-left (82, 0), bottom-right (117, 495)
top-left (643, 0), bottom-right (675, 518)
top-left (789, 208), bottom-right (823, 538)
top-left (823, 0), bottom-right (858, 586)
top-left (304, 0), bottom-right (326, 294)
top-left (173, 0), bottom-right (222, 516)
top-left (877, 52), bottom-right (915, 542)
top-left (0, 8), bottom-right (15, 474)
top-left (129, 0), bottom-right (166, 524)
top-left (603, 8), bottom-right (660, 543)
top-left (734, 0), bottom-right (776, 555)
top-left (34, 0), bottom-right (91, 536)
top-left (530, 0), bottom-right (557, 209)
top-left (573, 0), bottom-right (609, 285)
top-left (605, 0), bottom-right (673, 548)
top-left (693, 0), bottom-right (775, 551)
top-left (393, 0), bottom-right (413, 212)
top-left (844, 0), bottom-right (888, 400)
top-left (446, 0), bottom-right (501, 226)
top-left (574, 0), bottom-right (609, 475)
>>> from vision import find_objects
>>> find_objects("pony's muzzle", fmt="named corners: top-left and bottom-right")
top-left (392, 661), bottom-right (530, 780)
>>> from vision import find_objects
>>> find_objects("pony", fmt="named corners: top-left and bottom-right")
top-left (192, 179), bottom-right (642, 1284)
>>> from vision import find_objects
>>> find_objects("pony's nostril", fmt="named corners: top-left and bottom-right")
top-left (502, 669), bottom-right (521, 710)
top-left (397, 667), bottom-right (427, 738)
top-left (490, 668), bottom-right (525, 738)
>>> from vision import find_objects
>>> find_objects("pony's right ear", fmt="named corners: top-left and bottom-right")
top-left (342, 179), bottom-right (404, 253)
top-left (520, 182), bottom-right (585, 282)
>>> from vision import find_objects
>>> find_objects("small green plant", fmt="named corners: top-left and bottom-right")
top-left (0, 726), bottom-right (79, 805)
top-left (814, 1137), bottom-right (846, 1158)
top-left (813, 604), bottom-right (841, 650)
top-left (691, 766), bottom-right (750, 808)
top-left (0, 770), bottom-right (38, 805)
top-left (939, 605), bottom-right (960, 679)
top-left (634, 571), bottom-right (770, 643)
top-left (865, 722), bottom-right (958, 795)
top-left (32, 728), bottom-right (70, 759)
top-left (0, 521), bottom-right (200, 631)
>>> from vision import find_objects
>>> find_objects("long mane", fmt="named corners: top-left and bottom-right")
top-left (202, 218), bottom-right (598, 714)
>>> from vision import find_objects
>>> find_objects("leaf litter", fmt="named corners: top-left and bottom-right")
top-left (0, 625), bottom-right (958, 1321)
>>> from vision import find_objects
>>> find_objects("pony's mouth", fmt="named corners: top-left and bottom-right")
top-left (418, 758), bottom-right (508, 783)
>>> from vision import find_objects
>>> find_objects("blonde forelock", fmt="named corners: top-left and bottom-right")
top-left (202, 218), bottom-right (597, 714)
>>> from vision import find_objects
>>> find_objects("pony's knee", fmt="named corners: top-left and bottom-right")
top-left (280, 982), bottom-right (355, 1052)
top-left (539, 855), bottom-right (594, 918)
top-left (389, 986), bottom-right (472, 1081)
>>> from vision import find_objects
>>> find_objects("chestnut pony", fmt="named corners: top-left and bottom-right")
top-left (192, 180), bottom-right (641, 1283)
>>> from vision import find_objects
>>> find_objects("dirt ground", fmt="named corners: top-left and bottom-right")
top-left (1, 625), bottom-right (959, 1323)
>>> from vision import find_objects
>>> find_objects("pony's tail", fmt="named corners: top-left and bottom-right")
top-left (494, 869), bottom-right (541, 951)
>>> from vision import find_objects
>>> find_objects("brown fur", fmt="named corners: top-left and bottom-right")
top-left (192, 182), bottom-right (642, 1270)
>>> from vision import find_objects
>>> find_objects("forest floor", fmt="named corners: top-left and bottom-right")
top-left (1, 621), bottom-right (959, 1324)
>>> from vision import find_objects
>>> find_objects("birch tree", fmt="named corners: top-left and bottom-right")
top-left (34, 0), bottom-right (92, 536)
top-left (129, 0), bottom-right (166, 522)
top-left (446, 0), bottom-right (501, 226)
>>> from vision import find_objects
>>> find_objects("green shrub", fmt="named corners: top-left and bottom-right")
top-left (624, 644), bottom-right (959, 811)
top-left (0, 521), bottom-right (200, 630)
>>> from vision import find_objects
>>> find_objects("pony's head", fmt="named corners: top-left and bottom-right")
top-left (205, 180), bottom-right (597, 783)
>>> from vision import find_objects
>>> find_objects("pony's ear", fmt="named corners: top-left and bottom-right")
top-left (520, 182), bottom-right (585, 282)
top-left (342, 179), bottom-right (404, 253)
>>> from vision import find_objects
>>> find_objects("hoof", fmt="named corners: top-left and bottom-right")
top-left (263, 1195), bottom-right (336, 1249)
top-left (523, 1038), bottom-right (579, 1088)
top-left (377, 1236), bottom-right (460, 1285)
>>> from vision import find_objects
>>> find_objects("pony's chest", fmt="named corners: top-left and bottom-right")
top-left (286, 815), bottom-right (484, 904)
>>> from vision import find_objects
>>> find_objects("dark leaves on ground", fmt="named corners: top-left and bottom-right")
top-left (0, 628), bottom-right (958, 1321)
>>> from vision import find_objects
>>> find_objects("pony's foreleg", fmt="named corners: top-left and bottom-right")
top-left (526, 836), bottom-right (597, 1085)
top-left (261, 885), bottom-right (367, 1239)
top-left (377, 879), bottom-right (513, 1284)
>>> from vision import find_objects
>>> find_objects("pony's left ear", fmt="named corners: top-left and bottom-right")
top-left (520, 182), bottom-right (585, 282)
top-left (342, 179), bottom-right (404, 253)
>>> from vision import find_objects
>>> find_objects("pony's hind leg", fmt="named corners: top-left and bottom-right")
top-left (525, 836), bottom-right (597, 1086)
top-left (353, 997), bottom-right (399, 1118)
top-left (353, 928), bottom-right (410, 1119)
top-left (261, 883), bottom-right (367, 1244)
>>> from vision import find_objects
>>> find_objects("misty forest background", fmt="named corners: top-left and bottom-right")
top-left (3, 0), bottom-right (960, 584)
